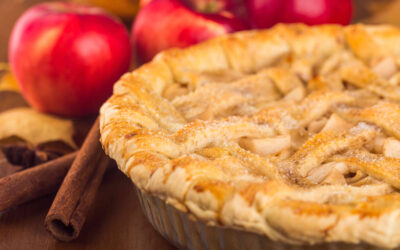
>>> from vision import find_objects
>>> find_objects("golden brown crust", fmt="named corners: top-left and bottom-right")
top-left (100, 24), bottom-right (400, 248)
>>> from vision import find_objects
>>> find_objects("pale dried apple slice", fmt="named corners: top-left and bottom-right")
top-left (321, 113), bottom-right (353, 133)
top-left (322, 169), bottom-right (346, 185)
top-left (284, 86), bottom-right (306, 102)
top-left (239, 135), bottom-right (291, 156)
top-left (372, 56), bottom-right (398, 80)
top-left (383, 137), bottom-right (400, 158)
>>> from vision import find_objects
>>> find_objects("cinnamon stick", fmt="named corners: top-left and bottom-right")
top-left (0, 152), bottom-right (77, 212)
top-left (45, 118), bottom-right (110, 241)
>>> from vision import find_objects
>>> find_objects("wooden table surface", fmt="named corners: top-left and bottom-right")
top-left (0, 168), bottom-right (175, 250)
top-left (1, 1), bottom-right (400, 250)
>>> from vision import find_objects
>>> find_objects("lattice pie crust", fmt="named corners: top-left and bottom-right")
top-left (100, 24), bottom-right (400, 248)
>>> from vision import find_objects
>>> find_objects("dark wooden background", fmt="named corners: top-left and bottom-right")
top-left (0, 0), bottom-right (399, 249)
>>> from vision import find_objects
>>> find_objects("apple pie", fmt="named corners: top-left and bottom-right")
top-left (100, 24), bottom-right (400, 249)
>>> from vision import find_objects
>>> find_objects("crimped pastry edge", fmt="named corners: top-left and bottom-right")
top-left (136, 185), bottom-right (386, 250)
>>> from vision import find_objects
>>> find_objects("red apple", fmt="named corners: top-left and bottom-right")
top-left (246, 0), bottom-right (283, 29)
top-left (132, 0), bottom-right (247, 63)
top-left (281, 0), bottom-right (353, 25)
top-left (9, 2), bottom-right (131, 117)
top-left (247, 0), bottom-right (353, 28)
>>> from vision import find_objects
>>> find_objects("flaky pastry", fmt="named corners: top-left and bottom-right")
top-left (100, 24), bottom-right (400, 248)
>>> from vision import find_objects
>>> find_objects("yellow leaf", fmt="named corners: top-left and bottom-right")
top-left (0, 72), bottom-right (20, 92)
top-left (0, 63), bottom-right (19, 92)
top-left (0, 108), bottom-right (77, 148)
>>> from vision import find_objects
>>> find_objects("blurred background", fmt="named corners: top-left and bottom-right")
top-left (0, 0), bottom-right (399, 62)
